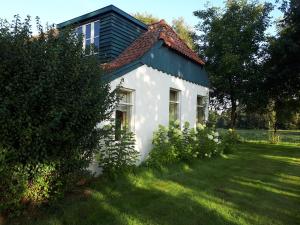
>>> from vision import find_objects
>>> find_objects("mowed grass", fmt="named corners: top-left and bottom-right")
top-left (15, 142), bottom-right (300, 225)
top-left (219, 129), bottom-right (300, 144)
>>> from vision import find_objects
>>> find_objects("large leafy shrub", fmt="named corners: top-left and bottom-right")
top-left (147, 122), bottom-right (223, 166)
top-left (0, 16), bottom-right (116, 214)
top-left (221, 129), bottom-right (240, 154)
top-left (97, 121), bottom-right (139, 177)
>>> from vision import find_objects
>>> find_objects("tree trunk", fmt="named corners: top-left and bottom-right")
top-left (230, 99), bottom-right (237, 128)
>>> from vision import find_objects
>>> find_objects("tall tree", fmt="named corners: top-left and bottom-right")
top-left (262, 0), bottom-right (300, 133)
top-left (172, 17), bottom-right (196, 50)
top-left (194, 0), bottom-right (273, 128)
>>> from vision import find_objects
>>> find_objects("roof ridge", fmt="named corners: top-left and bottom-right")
top-left (103, 18), bottom-right (204, 71)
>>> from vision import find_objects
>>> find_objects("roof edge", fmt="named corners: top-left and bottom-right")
top-left (56, 5), bottom-right (147, 29)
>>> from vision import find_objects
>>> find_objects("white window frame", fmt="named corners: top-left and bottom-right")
top-left (115, 88), bottom-right (135, 131)
top-left (196, 95), bottom-right (207, 124)
top-left (169, 88), bottom-right (181, 123)
top-left (77, 20), bottom-right (99, 55)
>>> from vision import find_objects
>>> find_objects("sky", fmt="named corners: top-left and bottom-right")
top-left (0, 0), bottom-right (282, 35)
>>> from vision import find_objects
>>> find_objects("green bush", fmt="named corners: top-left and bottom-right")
top-left (221, 129), bottom-right (240, 154)
top-left (147, 122), bottom-right (223, 166)
top-left (147, 124), bottom-right (179, 166)
top-left (0, 16), bottom-right (117, 215)
top-left (97, 121), bottom-right (139, 177)
top-left (0, 147), bottom-right (28, 215)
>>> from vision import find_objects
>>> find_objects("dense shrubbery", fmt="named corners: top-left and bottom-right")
top-left (97, 121), bottom-right (139, 177)
top-left (0, 16), bottom-right (116, 215)
top-left (147, 121), bottom-right (238, 166)
top-left (220, 129), bottom-right (239, 154)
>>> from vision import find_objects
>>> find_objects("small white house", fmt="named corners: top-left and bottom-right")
top-left (57, 5), bottom-right (209, 165)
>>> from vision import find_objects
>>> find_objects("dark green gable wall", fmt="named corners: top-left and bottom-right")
top-left (98, 12), bottom-right (146, 63)
top-left (141, 41), bottom-right (209, 87)
top-left (56, 5), bottom-right (147, 63)
top-left (107, 41), bottom-right (210, 88)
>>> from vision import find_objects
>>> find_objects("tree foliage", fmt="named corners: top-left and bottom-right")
top-left (261, 0), bottom-right (300, 132)
top-left (0, 16), bottom-right (117, 213)
top-left (172, 17), bottom-right (196, 50)
top-left (194, 0), bottom-right (273, 127)
top-left (133, 12), bottom-right (160, 24)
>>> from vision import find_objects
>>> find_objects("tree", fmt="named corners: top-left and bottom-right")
top-left (133, 12), bottom-right (159, 24)
top-left (172, 17), bottom-right (196, 50)
top-left (134, 13), bottom-right (196, 50)
top-left (194, 0), bottom-right (273, 128)
top-left (0, 16), bottom-right (117, 211)
top-left (262, 0), bottom-right (300, 134)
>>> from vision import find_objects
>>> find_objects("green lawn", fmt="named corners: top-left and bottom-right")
top-left (15, 142), bottom-right (300, 225)
top-left (219, 129), bottom-right (300, 144)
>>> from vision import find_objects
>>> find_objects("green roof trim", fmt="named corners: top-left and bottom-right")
top-left (56, 5), bottom-right (147, 29)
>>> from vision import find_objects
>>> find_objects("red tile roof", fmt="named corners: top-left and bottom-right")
top-left (102, 20), bottom-right (205, 71)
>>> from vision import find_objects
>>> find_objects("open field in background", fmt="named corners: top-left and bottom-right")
top-left (218, 129), bottom-right (300, 144)
top-left (12, 142), bottom-right (300, 225)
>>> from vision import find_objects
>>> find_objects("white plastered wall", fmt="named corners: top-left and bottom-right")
top-left (110, 64), bottom-right (209, 161)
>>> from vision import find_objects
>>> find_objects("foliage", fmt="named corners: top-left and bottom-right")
top-left (146, 124), bottom-right (179, 167)
top-left (257, 0), bottom-right (300, 135)
top-left (194, 124), bottom-right (222, 158)
top-left (133, 12), bottom-right (160, 24)
top-left (220, 129), bottom-right (240, 154)
top-left (171, 17), bottom-right (196, 50)
top-left (147, 121), bottom-right (223, 166)
top-left (0, 16), bottom-right (117, 215)
top-left (0, 147), bottom-right (28, 216)
top-left (194, 0), bottom-right (273, 127)
top-left (97, 121), bottom-right (139, 177)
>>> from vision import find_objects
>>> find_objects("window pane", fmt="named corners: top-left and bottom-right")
top-left (197, 106), bottom-right (205, 124)
top-left (119, 91), bottom-right (130, 104)
top-left (169, 102), bottom-right (178, 121)
top-left (170, 90), bottom-right (178, 102)
top-left (197, 96), bottom-right (205, 106)
top-left (94, 21), bottom-right (100, 37)
top-left (94, 36), bottom-right (99, 49)
top-left (85, 24), bottom-right (91, 39)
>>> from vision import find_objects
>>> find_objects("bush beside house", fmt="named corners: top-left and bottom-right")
top-left (0, 17), bottom-right (116, 216)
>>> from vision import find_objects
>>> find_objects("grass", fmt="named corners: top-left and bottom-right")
top-left (219, 129), bottom-right (300, 144)
top-left (13, 142), bottom-right (300, 225)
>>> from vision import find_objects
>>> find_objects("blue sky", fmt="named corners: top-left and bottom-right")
top-left (1, 0), bottom-right (282, 34)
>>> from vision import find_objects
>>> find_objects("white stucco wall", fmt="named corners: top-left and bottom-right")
top-left (110, 64), bottom-right (209, 161)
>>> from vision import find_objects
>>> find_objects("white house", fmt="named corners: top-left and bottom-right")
top-left (57, 5), bottom-right (209, 166)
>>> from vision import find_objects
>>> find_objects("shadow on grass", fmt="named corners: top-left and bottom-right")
top-left (14, 142), bottom-right (300, 225)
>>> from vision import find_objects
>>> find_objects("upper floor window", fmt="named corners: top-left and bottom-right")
top-left (169, 89), bottom-right (180, 122)
top-left (76, 20), bottom-right (100, 54)
top-left (197, 95), bottom-right (207, 124)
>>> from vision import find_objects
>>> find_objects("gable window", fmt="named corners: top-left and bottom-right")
top-left (76, 20), bottom-right (100, 54)
top-left (196, 95), bottom-right (207, 124)
top-left (169, 89), bottom-right (180, 122)
top-left (115, 89), bottom-right (133, 134)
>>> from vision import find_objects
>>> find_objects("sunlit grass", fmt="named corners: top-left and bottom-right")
top-left (218, 129), bottom-right (300, 144)
top-left (13, 142), bottom-right (300, 225)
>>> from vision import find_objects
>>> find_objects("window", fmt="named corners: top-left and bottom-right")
top-left (115, 90), bottom-right (133, 134)
top-left (169, 89), bottom-right (180, 122)
top-left (76, 20), bottom-right (100, 54)
top-left (196, 95), bottom-right (207, 124)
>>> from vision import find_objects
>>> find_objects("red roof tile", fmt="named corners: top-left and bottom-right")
top-left (102, 20), bottom-right (205, 71)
